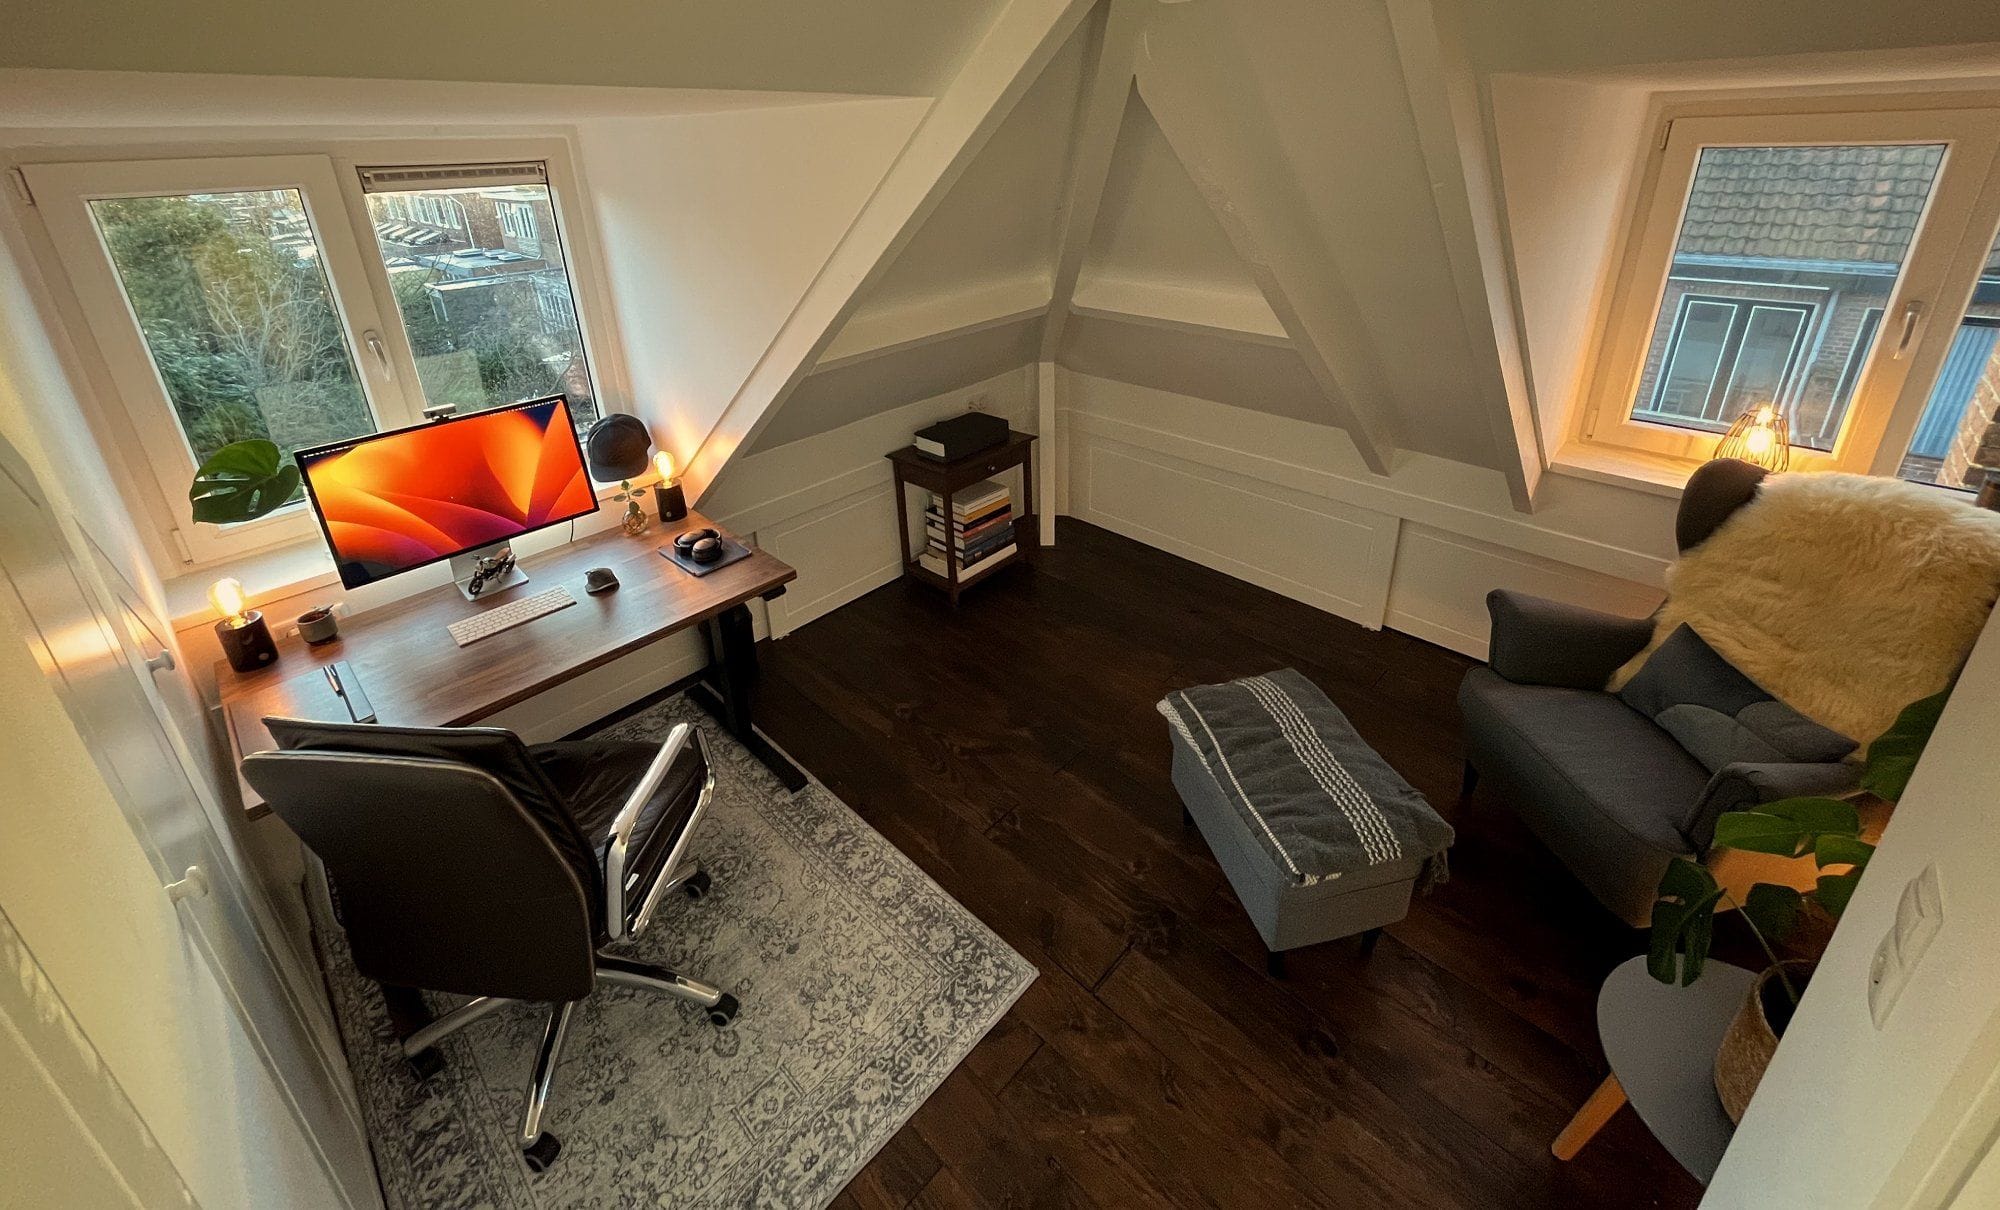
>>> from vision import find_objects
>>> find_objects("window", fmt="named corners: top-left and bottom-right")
top-left (359, 168), bottom-right (594, 426)
top-left (24, 154), bottom-right (610, 565)
top-left (1583, 108), bottom-right (2000, 491)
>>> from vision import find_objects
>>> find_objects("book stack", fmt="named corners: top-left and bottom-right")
top-left (920, 479), bottom-right (1016, 579)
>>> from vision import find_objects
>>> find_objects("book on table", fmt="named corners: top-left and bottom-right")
top-left (912, 412), bottom-right (1009, 461)
top-left (919, 542), bottom-right (1016, 579)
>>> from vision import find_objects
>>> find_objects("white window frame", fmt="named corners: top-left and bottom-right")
top-left (22, 155), bottom-right (419, 564)
top-left (20, 138), bottom-right (632, 572)
top-left (1580, 107), bottom-right (2000, 478)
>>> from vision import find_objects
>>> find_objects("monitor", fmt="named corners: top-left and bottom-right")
top-left (295, 395), bottom-right (599, 591)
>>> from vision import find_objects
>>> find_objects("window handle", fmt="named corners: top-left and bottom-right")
top-left (364, 329), bottom-right (394, 379)
top-left (1892, 300), bottom-right (1925, 360)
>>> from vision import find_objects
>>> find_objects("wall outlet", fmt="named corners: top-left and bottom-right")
top-left (965, 394), bottom-right (988, 412)
top-left (1869, 862), bottom-right (1944, 1029)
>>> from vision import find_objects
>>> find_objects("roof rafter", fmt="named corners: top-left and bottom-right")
top-left (682, 0), bottom-right (1096, 501)
top-left (1134, 4), bottom-right (1401, 476)
top-left (1385, 0), bottom-right (1541, 510)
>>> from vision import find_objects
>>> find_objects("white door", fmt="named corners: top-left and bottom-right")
top-left (0, 436), bottom-right (380, 1209)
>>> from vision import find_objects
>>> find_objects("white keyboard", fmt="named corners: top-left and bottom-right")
top-left (447, 586), bottom-right (576, 647)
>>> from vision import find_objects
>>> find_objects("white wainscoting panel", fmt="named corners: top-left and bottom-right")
top-left (1073, 432), bottom-right (1399, 628)
top-left (1385, 522), bottom-right (1664, 659)
top-left (756, 482), bottom-right (905, 638)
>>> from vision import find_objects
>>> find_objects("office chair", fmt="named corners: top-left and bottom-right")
top-left (242, 716), bottom-right (735, 1172)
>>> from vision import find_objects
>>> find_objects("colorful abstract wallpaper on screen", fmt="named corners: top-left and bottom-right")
top-left (299, 397), bottom-right (596, 587)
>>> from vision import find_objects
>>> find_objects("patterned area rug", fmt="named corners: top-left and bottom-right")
top-left (315, 695), bottom-right (1035, 1208)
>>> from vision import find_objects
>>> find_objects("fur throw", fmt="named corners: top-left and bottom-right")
top-left (1609, 472), bottom-right (2000, 746)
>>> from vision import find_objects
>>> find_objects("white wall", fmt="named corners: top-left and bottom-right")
top-left (579, 98), bottom-right (931, 463)
top-left (1709, 609), bottom-right (2000, 1208)
top-left (1059, 369), bottom-right (1672, 656)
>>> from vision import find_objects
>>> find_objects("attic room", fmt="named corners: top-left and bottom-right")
top-left (7, 1), bottom-right (2000, 1207)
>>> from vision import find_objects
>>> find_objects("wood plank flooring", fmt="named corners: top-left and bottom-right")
top-left (750, 519), bottom-right (1703, 1209)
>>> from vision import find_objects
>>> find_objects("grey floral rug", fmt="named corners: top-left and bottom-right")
top-left (314, 695), bottom-right (1035, 1208)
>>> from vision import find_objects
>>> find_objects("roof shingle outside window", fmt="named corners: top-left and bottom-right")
top-left (1677, 144), bottom-right (1947, 267)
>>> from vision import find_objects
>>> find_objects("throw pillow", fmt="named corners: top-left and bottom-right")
top-left (1617, 624), bottom-right (1857, 772)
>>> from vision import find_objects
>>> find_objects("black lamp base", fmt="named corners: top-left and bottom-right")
top-left (655, 480), bottom-right (688, 522)
top-left (217, 611), bottom-right (280, 673)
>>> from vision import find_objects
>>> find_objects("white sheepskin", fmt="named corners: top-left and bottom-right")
top-left (1609, 472), bottom-right (2000, 745)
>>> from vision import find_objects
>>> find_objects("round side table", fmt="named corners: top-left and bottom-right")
top-left (1552, 954), bottom-right (1757, 1183)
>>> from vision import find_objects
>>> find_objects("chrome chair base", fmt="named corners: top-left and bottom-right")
top-left (397, 868), bottom-right (737, 1172)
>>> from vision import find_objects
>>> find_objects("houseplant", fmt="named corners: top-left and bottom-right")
top-left (188, 438), bottom-right (300, 524)
top-left (1648, 689), bottom-right (1948, 1119)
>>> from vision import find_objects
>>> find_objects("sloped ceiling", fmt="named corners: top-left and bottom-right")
top-left (757, 0), bottom-right (1508, 475)
top-left (1, 0), bottom-right (1013, 96)
top-left (1079, 89), bottom-right (1261, 298)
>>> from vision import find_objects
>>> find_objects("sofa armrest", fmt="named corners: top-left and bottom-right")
top-left (1684, 760), bottom-right (1863, 849)
top-left (1484, 590), bottom-right (1655, 689)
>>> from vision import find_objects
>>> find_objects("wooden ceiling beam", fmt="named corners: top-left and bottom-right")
top-left (1135, 5), bottom-right (1402, 476)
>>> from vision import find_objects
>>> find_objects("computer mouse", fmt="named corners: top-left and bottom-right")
top-left (584, 567), bottom-right (619, 594)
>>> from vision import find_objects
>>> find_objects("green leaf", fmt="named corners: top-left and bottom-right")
top-left (188, 440), bottom-right (301, 524)
top-left (1649, 858), bottom-right (1725, 985)
top-left (1861, 690), bottom-right (1951, 802)
top-left (1815, 868), bottom-right (1864, 918)
top-left (1814, 833), bottom-right (1874, 871)
top-left (1742, 882), bottom-right (1804, 942)
top-left (1764, 797), bottom-right (1862, 838)
top-left (1713, 810), bottom-right (1808, 857)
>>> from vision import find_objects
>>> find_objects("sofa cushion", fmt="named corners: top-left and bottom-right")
top-left (1617, 624), bottom-right (1857, 773)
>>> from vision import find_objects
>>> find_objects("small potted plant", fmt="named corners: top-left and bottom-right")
top-left (1648, 689), bottom-right (1947, 1120)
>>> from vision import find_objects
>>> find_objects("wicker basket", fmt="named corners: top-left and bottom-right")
top-left (1715, 960), bottom-right (1814, 1122)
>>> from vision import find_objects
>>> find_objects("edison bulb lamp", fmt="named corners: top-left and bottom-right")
top-left (1712, 403), bottom-right (1792, 472)
top-left (653, 450), bottom-right (688, 522)
top-left (210, 577), bottom-right (280, 673)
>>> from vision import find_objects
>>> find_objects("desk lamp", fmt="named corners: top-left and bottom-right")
top-left (653, 451), bottom-right (688, 522)
top-left (210, 577), bottom-right (279, 672)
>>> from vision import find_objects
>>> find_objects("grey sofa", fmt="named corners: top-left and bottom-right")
top-left (1456, 460), bottom-right (1860, 926)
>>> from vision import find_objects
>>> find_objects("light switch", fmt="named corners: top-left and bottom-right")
top-left (1870, 863), bottom-right (1944, 1029)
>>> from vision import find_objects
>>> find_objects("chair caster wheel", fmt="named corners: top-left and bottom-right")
top-left (406, 1047), bottom-right (446, 1082)
top-left (707, 992), bottom-right (739, 1027)
top-left (684, 869), bottom-right (712, 900)
top-left (522, 1132), bottom-right (562, 1172)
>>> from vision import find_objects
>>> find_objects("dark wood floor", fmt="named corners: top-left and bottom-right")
top-left (750, 518), bottom-right (1703, 1209)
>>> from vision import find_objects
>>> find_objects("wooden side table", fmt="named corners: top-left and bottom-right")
top-left (1553, 955), bottom-right (1755, 1183)
top-left (886, 430), bottom-right (1037, 605)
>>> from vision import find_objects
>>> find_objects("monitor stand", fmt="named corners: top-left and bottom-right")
top-left (450, 541), bottom-right (529, 602)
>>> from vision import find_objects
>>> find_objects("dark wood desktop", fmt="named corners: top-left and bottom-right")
top-left (218, 510), bottom-right (799, 816)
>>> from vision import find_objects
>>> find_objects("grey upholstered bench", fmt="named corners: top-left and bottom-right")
top-left (1160, 669), bottom-right (1454, 977)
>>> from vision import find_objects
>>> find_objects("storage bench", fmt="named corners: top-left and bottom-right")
top-left (1160, 669), bottom-right (1453, 976)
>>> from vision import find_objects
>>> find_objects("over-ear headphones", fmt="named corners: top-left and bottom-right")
top-left (673, 527), bottom-right (723, 563)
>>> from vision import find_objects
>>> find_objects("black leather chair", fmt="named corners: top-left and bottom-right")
top-left (242, 716), bottom-right (733, 1172)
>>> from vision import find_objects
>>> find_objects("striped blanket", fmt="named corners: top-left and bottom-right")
top-left (1158, 669), bottom-right (1454, 887)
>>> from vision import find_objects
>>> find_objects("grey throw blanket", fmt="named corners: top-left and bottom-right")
top-left (1158, 668), bottom-right (1454, 887)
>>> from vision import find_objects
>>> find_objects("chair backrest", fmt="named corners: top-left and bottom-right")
top-left (242, 719), bottom-right (599, 1002)
top-left (1675, 458), bottom-right (1768, 553)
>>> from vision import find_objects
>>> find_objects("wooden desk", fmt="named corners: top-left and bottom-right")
top-left (218, 511), bottom-right (800, 817)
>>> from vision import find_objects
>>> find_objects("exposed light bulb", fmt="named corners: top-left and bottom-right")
top-left (1753, 404), bottom-right (1776, 427)
top-left (208, 577), bottom-right (249, 626)
top-left (653, 450), bottom-right (676, 484)
top-left (1744, 426), bottom-right (1775, 457)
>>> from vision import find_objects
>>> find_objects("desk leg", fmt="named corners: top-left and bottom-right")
top-left (690, 603), bottom-right (807, 793)
top-left (1552, 1075), bottom-right (1627, 1161)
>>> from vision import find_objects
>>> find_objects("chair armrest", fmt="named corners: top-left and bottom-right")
top-left (1685, 760), bottom-right (1863, 849)
top-left (1484, 590), bottom-right (1655, 689)
top-left (603, 723), bottom-right (714, 940)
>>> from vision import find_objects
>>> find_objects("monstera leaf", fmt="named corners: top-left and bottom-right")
top-left (1861, 690), bottom-right (1950, 802)
top-left (189, 440), bottom-right (300, 524)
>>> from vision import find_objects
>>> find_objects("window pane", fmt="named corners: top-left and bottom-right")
top-left (1651, 300), bottom-right (1734, 420)
top-left (362, 180), bottom-right (598, 427)
top-left (89, 190), bottom-right (375, 470)
top-left (1898, 227), bottom-right (2000, 491)
top-left (1631, 144), bottom-right (1945, 450)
